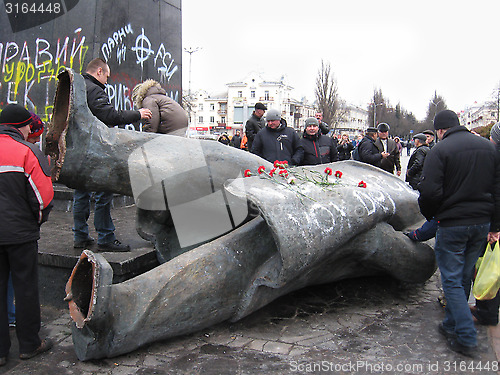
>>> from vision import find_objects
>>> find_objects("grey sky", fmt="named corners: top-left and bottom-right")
top-left (182, 0), bottom-right (499, 120)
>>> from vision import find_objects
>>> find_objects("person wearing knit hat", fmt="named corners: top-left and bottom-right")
top-left (0, 104), bottom-right (33, 142)
top-left (27, 113), bottom-right (44, 144)
top-left (0, 103), bottom-right (54, 365)
top-left (490, 122), bottom-right (500, 145)
top-left (299, 117), bottom-right (338, 165)
top-left (433, 109), bottom-right (460, 131)
top-left (418, 109), bottom-right (500, 356)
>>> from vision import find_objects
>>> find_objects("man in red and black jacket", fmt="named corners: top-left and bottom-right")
top-left (0, 104), bottom-right (54, 365)
top-left (299, 117), bottom-right (338, 165)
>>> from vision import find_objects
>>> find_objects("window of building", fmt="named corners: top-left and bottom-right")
top-left (238, 91), bottom-right (243, 98)
top-left (251, 91), bottom-right (256, 98)
top-left (221, 117), bottom-right (226, 123)
top-left (264, 91), bottom-right (270, 100)
top-left (199, 116), bottom-right (203, 123)
top-left (210, 116), bottom-right (215, 123)
top-left (210, 104), bottom-right (215, 111)
top-left (199, 104), bottom-right (203, 111)
top-left (234, 106), bottom-right (244, 124)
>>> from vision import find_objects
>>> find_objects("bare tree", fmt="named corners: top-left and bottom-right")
top-left (315, 60), bottom-right (342, 130)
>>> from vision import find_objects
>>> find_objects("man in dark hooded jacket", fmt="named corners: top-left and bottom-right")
top-left (251, 109), bottom-right (303, 165)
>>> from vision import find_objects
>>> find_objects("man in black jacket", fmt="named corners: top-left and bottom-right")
top-left (375, 123), bottom-right (401, 176)
top-left (245, 102), bottom-right (266, 151)
top-left (73, 58), bottom-right (152, 252)
top-left (405, 133), bottom-right (429, 190)
top-left (418, 110), bottom-right (500, 357)
top-left (357, 127), bottom-right (389, 167)
top-left (251, 108), bottom-right (303, 165)
top-left (300, 118), bottom-right (338, 165)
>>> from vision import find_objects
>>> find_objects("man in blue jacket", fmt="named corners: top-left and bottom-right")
top-left (418, 110), bottom-right (500, 357)
top-left (251, 109), bottom-right (303, 165)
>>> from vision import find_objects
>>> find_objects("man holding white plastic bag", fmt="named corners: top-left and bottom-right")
top-left (470, 122), bottom-right (500, 326)
top-left (418, 110), bottom-right (500, 357)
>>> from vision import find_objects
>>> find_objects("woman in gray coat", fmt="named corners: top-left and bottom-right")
top-left (132, 79), bottom-right (188, 135)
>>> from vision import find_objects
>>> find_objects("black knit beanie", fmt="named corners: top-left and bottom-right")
top-left (434, 110), bottom-right (459, 130)
top-left (0, 104), bottom-right (32, 128)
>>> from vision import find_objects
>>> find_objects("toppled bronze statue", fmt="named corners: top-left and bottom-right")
top-left (48, 69), bottom-right (436, 361)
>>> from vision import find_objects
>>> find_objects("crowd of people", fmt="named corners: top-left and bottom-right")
top-left (2, 58), bottom-right (500, 364)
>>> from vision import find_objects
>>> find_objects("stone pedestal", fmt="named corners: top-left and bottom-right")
top-left (38, 185), bottom-right (158, 308)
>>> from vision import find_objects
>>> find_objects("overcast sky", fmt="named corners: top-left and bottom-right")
top-left (182, 0), bottom-right (499, 120)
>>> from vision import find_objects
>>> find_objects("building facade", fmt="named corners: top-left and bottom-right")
top-left (186, 73), bottom-right (368, 138)
top-left (459, 103), bottom-right (498, 130)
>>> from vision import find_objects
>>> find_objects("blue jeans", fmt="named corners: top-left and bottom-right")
top-left (435, 223), bottom-right (490, 347)
top-left (73, 190), bottom-right (116, 245)
top-left (7, 274), bottom-right (14, 324)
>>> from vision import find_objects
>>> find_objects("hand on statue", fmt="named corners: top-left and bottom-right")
top-left (139, 108), bottom-right (153, 119)
top-left (396, 170), bottom-right (401, 176)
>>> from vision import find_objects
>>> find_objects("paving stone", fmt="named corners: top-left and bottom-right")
top-left (227, 335), bottom-right (253, 348)
top-left (110, 366), bottom-right (139, 375)
top-left (142, 354), bottom-right (172, 367)
top-left (262, 341), bottom-right (293, 355)
top-left (280, 330), bottom-right (330, 345)
top-left (246, 339), bottom-right (268, 351)
top-left (288, 345), bottom-right (309, 357)
top-left (297, 333), bottom-right (335, 347)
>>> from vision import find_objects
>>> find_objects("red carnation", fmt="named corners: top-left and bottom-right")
top-left (324, 167), bottom-right (333, 176)
top-left (279, 169), bottom-right (289, 178)
top-left (244, 169), bottom-right (252, 177)
top-left (269, 168), bottom-right (277, 177)
top-left (358, 181), bottom-right (367, 188)
top-left (334, 170), bottom-right (342, 178)
top-left (273, 160), bottom-right (280, 168)
top-left (257, 166), bottom-right (266, 174)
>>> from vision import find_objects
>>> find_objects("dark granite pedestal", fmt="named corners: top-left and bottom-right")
top-left (38, 186), bottom-right (158, 308)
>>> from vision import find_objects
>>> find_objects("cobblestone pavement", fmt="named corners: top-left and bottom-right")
top-left (2, 271), bottom-right (498, 375)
